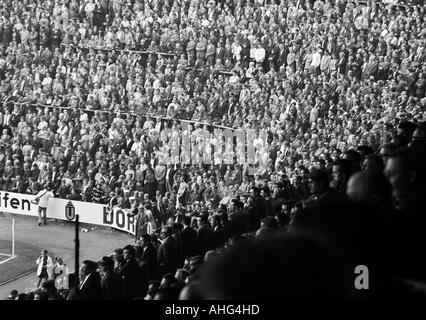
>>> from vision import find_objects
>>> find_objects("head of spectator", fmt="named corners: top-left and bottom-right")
top-left (160, 273), bottom-right (178, 290)
top-left (397, 121), bottom-right (417, 142)
top-left (379, 143), bottom-right (397, 165)
top-left (411, 123), bottom-right (426, 144)
top-left (196, 213), bottom-right (209, 229)
top-left (308, 169), bottom-right (330, 197)
top-left (41, 280), bottom-right (61, 300)
top-left (357, 145), bottom-right (374, 163)
top-left (362, 153), bottom-right (385, 173)
top-left (392, 134), bottom-right (410, 149)
top-left (385, 147), bottom-right (425, 204)
top-left (123, 245), bottom-right (136, 261)
top-left (331, 159), bottom-right (351, 194)
top-left (182, 215), bottom-right (192, 229)
top-left (256, 216), bottom-right (281, 239)
top-left (347, 171), bottom-right (394, 215)
top-left (342, 149), bottom-right (362, 175)
top-left (15, 293), bottom-right (28, 301)
top-left (8, 290), bottom-right (18, 300)
top-left (80, 260), bottom-right (97, 280)
top-left (204, 250), bottom-right (220, 265)
top-left (113, 248), bottom-right (124, 263)
top-left (98, 256), bottom-right (114, 275)
top-left (175, 269), bottom-right (190, 284)
top-left (160, 226), bottom-right (172, 240)
top-left (32, 289), bottom-right (48, 301)
top-left (139, 234), bottom-right (152, 248)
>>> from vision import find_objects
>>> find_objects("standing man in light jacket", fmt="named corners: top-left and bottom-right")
top-left (33, 182), bottom-right (54, 226)
top-left (36, 249), bottom-right (54, 287)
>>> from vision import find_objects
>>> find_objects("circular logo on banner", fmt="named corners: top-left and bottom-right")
top-left (65, 201), bottom-right (76, 221)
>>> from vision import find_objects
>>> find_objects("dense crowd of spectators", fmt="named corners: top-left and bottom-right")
top-left (2, 0), bottom-right (426, 300)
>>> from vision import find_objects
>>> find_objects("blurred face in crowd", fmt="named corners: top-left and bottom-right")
top-left (384, 157), bottom-right (414, 200)
top-left (308, 179), bottom-right (323, 196)
top-left (160, 228), bottom-right (171, 240)
top-left (332, 165), bottom-right (344, 184)
top-left (249, 188), bottom-right (255, 197)
top-left (380, 147), bottom-right (391, 163)
top-left (282, 203), bottom-right (292, 216)
top-left (113, 251), bottom-right (123, 262)
top-left (123, 249), bottom-right (133, 261)
top-left (209, 215), bottom-right (216, 227)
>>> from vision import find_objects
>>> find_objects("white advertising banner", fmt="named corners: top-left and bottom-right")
top-left (46, 198), bottom-right (136, 235)
top-left (0, 191), bottom-right (38, 216)
top-left (0, 191), bottom-right (136, 235)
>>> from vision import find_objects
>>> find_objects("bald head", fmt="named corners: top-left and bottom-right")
top-left (346, 171), bottom-right (392, 209)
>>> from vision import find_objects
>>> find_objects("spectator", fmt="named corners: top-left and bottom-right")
top-left (138, 234), bottom-right (158, 294)
top-left (196, 214), bottom-right (215, 256)
top-left (78, 260), bottom-right (102, 300)
top-left (52, 256), bottom-right (69, 280)
top-left (35, 249), bottom-right (54, 287)
top-left (117, 245), bottom-right (140, 299)
top-left (157, 226), bottom-right (178, 278)
top-left (180, 215), bottom-right (197, 260)
top-left (98, 256), bottom-right (120, 300)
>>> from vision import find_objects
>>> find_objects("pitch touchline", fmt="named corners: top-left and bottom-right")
top-left (0, 256), bottom-right (15, 265)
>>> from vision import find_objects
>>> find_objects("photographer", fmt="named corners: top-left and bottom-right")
top-left (35, 249), bottom-right (54, 287)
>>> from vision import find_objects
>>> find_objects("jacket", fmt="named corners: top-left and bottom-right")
top-left (101, 271), bottom-right (121, 300)
top-left (157, 236), bottom-right (178, 277)
top-left (78, 272), bottom-right (102, 300)
top-left (180, 226), bottom-right (197, 259)
top-left (36, 255), bottom-right (54, 279)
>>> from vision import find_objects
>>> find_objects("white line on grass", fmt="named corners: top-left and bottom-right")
top-left (0, 256), bottom-right (15, 265)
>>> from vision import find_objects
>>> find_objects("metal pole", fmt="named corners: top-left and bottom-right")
top-left (74, 214), bottom-right (79, 300)
top-left (12, 218), bottom-right (15, 258)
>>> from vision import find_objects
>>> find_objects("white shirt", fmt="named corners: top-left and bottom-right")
top-left (311, 52), bottom-right (322, 67)
top-left (166, 168), bottom-right (172, 182)
top-left (79, 272), bottom-right (92, 290)
top-left (35, 189), bottom-right (54, 208)
top-left (254, 47), bottom-right (266, 63)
